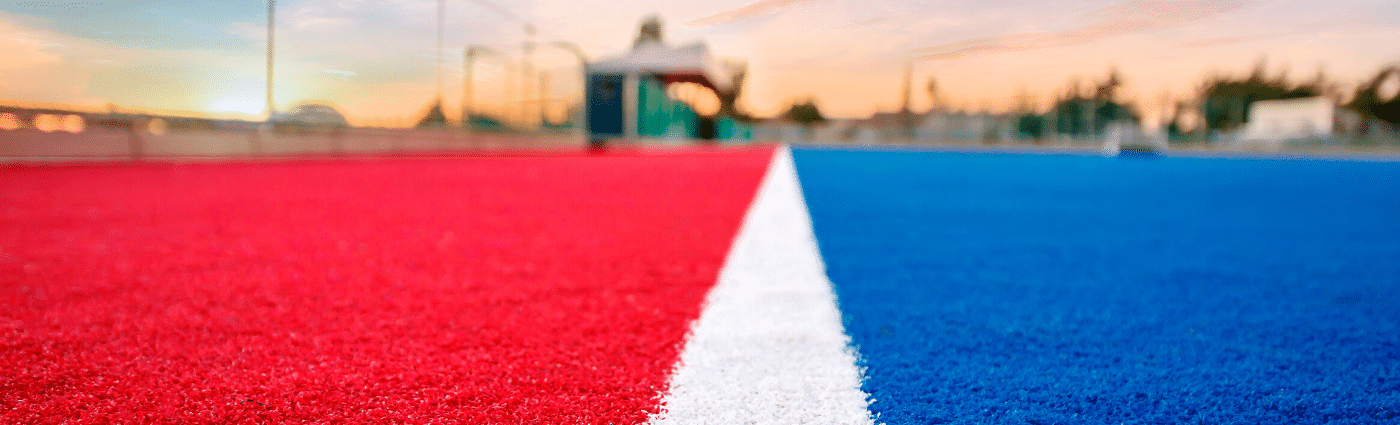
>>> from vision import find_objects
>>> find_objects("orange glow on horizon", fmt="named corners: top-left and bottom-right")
top-left (1, 1), bottom-right (1397, 126)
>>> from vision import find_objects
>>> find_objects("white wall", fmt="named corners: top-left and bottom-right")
top-left (1242, 97), bottom-right (1335, 145)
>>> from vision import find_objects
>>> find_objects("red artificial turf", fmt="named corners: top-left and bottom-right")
top-left (0, 147), bottom-right (773, 424)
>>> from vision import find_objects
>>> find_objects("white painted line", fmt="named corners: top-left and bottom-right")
top-left (649, 146), bottom-right (873, 425)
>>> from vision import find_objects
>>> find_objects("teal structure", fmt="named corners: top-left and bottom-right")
top-left (584, 40), bottom-right (749, 144)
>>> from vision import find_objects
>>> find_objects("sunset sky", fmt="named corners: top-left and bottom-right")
top-left (2, 0), bottom-right (1398, 125)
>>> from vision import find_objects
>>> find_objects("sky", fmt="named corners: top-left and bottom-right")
top-left (1, 0), bottom-right (1398, 125)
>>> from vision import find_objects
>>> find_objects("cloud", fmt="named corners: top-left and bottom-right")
top-left (1175, 32), bottom-right (1292, 48)
top-left (0, 1), bottom-right (152, 17)
top-left (912, 0), bottom-right (1248, 61)
top-left (286, 2), bottom-right (360, 30)
top-left (323, 69), bottom-right (359, 81)
top-left (688, 0), bottom-right (827, 27)
top-left (0, 9), bottom-right (273, 112)
top-left (0, 15), bottom-right (110, 104)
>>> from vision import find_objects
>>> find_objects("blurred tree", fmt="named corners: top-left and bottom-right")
top-left (1094, 68), bottom-right (1122, 102)
top-left (1050, 97), bottom-right (1091, 136)
top-left (717, 59), bottom-right (752, 121)
top-left (1165, 100), bottom-right (1194, 142)
top-left (1016, 114), bottom-right (1045, 140)
top-left (634, 15), bottom-right (663, 47)
top-left (1044, 69), bottom-right (1139, 137)
top-left (465, 114), bottom-right (510, 132)
top-left (1347, 65), bottom-right (1400, 126)
top-left (1013, 88), bottom-right (1043, 140)
top-left (1199, 60), bottom-right (1321, 132)
top-left (926, 78), bottom-right (939, 111)
top-left (1068, 78), bottom-right (1083, 99)
top-left (783, 99), bottom-right (826, 127)
top-left (898, 63), bottom-right (915, 139)
top-left (416, 100), bottom-right (447, 128)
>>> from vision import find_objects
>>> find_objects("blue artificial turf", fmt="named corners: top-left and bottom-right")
top-left (792, 148), bottom-right (1400, 425)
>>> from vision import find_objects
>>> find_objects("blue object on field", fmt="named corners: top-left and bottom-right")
top-left (1117, 147), bottom-right (1160, 158)
top-left (793, 148), bottom-right (1400, 424)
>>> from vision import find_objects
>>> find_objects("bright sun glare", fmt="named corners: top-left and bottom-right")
top-left (208, 96), bottom-right (264, 115)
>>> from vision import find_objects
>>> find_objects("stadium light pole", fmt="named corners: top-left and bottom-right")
top-left (521, 24), bottom-right (535, 131)
top-left (463, 47), bottom-right (478, 129)
top-left (265, 0), bottom-right (276, 120)
top-left (546, 41), bottom-right (588, 137)
top-left (463, 46), bottom-right (505, 129)
top-left (436, 0), bottom-right (445, 101)
top-left (433, 0), bottom-right (446, 127)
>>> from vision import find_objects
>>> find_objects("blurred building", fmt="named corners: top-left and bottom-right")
top-left (914, 110), bottom-right (1016, 143)
top-left (1236, 96), bottom-right (1397, 149)
top-left (584, 21), bottom-right (748, 145)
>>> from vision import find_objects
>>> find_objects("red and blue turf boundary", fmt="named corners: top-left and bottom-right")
top-left (5, 146), bottom-right (1398, 423)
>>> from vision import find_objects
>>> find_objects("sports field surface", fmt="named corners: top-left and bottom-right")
top-left (2, 146), bottom-right (1397, 424)
top-left (794, 148), bottom-right (1400, 424)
